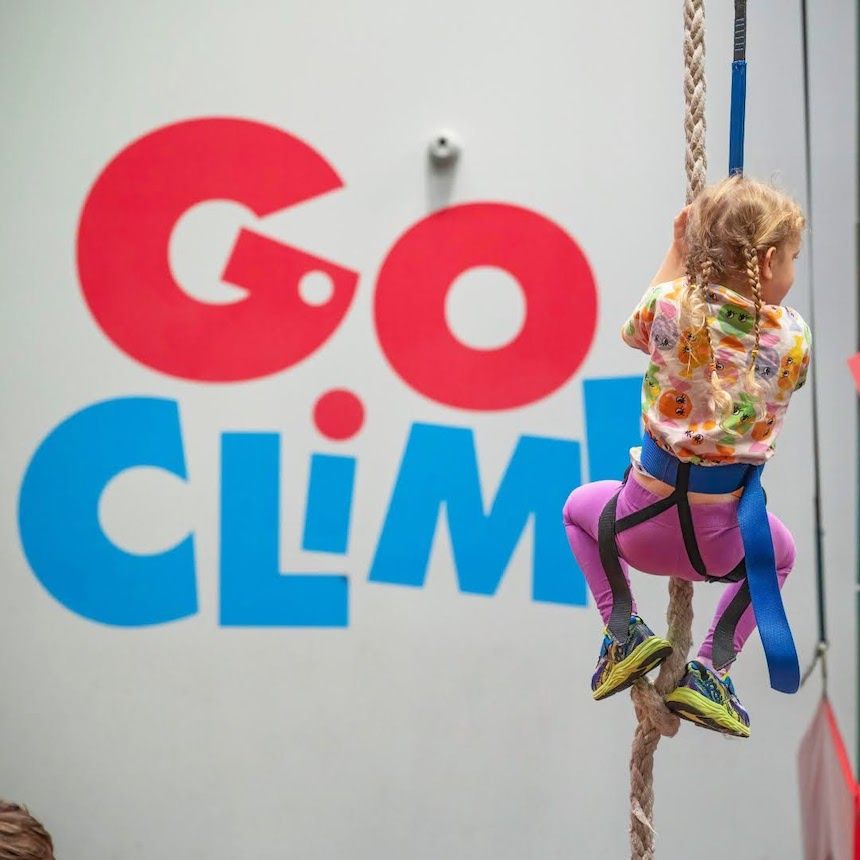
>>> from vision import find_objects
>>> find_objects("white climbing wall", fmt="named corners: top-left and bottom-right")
top-left (0, 1), bottom-right (855, 857)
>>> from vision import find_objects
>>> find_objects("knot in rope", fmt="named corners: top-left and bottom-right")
top-left (631, 681), bottom-right (681, 738)
top-left (628, 576), bottom-right (696, 860)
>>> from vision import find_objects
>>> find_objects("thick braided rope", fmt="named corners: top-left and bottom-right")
top-left (683, 0), bottom-right (707, 203)
top-left (628, 2), bottom-right (705, 857)
top-left (628, 581), bottom-right (694, 859)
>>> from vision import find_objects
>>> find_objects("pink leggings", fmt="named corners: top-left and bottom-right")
top-left (562, 476), bottom-right (796, 665)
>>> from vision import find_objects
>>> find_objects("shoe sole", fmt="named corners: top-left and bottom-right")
top-left (664, 688), bottom-right (750, 738)
top-left (592, 636), bottom-right (674, 701)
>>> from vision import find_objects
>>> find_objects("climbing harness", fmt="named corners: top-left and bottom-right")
top-left (600, 433), bottom-right (800, 693)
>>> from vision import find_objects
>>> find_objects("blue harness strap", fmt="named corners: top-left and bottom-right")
top-left (640, 436), bottom-right (748, 492)
top-left (736, 466), bottom-right (800, 693)
top-left (729, 60), bottom-right (747, 175)
top-left (640, 435), bottom-right (800, 693)
top-left (729, 0), bottom-right (748, 175)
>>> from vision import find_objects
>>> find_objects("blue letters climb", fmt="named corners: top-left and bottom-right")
top-left (220, 433), bottom-right (348, 626)
top-left (302, 453), bottom-right (356, 554)
top-left (18, 397), bottom-right (197, 626)
top-left (583, 376), bottom-right (643, 482)
top-left (369, 422), bottom-right (584, 605)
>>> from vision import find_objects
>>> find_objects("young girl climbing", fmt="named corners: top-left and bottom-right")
top-left (562, 174), bottom-right (811, 738)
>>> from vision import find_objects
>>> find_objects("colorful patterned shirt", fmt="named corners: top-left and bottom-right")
top-left (622, 278), bottom-right (812, 467)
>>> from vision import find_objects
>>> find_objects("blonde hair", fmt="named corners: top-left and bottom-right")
top-left (0, 802), bottom-right (54, 860)
top-left (680, 174), bottom-right (806, 420)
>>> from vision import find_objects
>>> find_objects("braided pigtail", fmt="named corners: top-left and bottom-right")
top-left (699, 258), bottom-right (717, 376)
top-left (685, 257), bottom-right (698, 295)
top-left (743, 245), bottom-right (764, 401)
top-left (679, 257), bottom-right (732, 418)
top-left (681, 261), bottom-right (704, 327)
top-left (698, 259), bottom-right (733, 416)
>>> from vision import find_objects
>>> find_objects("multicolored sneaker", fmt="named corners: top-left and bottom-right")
top-left (664, 660), bottom-right (751, 738)
top-left (591, 615), bottom-right (673, 701)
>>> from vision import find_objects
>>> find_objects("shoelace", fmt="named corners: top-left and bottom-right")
top-left (694, 665), bottom-right (725, 703)
top-left (722, 678), bottom-right (746, 719)
top-left (712, 675), bottom-right (745, 720)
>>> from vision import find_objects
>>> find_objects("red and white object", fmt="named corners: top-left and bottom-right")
top-left (849, 353), bottom-right (860, 394)
top-left (798, 696), bottom-right (860, 859)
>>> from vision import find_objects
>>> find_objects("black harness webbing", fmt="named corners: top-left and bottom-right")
top-left (599, 464), bottom-right (748, 671)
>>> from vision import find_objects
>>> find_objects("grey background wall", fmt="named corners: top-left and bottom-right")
top-left (0, 2), bottom-right (855, 858)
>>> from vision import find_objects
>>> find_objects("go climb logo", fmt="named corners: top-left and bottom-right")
top-left (17, 117), bottom-right (639, 627)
